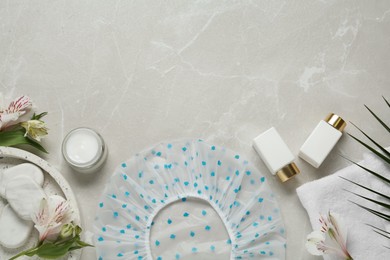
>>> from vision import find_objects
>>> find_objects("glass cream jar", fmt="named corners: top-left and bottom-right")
top-left (62, 127), bottom-right (108, 174)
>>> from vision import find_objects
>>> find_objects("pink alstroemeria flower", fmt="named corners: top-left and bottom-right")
top-left (32, 196), bottom-right (73, 242)
top-left (0, 94), bottom-right (33, 130)
top-left (306, 212), bottom-right (353, 260)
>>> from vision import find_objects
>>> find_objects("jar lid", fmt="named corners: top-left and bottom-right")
top-left (325, 113), bottom-right (346, 132)
top-left (276, 162), bottom-right (300, 182)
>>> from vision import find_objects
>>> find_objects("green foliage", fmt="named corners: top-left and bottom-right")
top-left (0, 129), bottom-right (48, 153)
top-left (9, 224), bottom-right (93, 260)
top-left (0, 113), bottom-right (48, 153)
top-left (31, 112), bottom-right (48, 121)
top-left (344, 96), bottom-right (390, 241)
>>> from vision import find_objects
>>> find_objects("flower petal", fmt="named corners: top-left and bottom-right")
top-left (6, 96), bottom-right (32, 114)
top-left (0, 95), bottom-right (33, 130)
top-left (306, 231), bottom-right (325, 255)
top-left (306, 241), bottom-right (324, 256)
top-left (33, 198), bottom-right (49, 226)
top-left (32, 196), bottom-right (73, 242)
top-left (307, 230), bottom-right (324, 241)
top-left (21, 120), bottom-right (48, 142)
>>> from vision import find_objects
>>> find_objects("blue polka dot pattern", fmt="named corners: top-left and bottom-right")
top-left (94, 140), bottom-right (286, 260)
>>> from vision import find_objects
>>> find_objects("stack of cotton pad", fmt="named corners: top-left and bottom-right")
top-left (0, 163), bottom-right (45, 249)
top-left (95, 140), bottom-right (286, 260)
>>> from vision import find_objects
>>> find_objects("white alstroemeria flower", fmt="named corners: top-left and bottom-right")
top-left (306, 212), bottom-right (353, 260)
top-left (10, 199), bottom-right (90, 260)
top-left (21, 119), bottom-right (48, 142)
top-left (32, 197), bottom-right (73, 242)
top-left (0, 94), bottom-right (33, 130)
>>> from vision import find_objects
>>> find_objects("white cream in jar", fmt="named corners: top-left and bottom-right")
top-left (62, 127), bottom-right (108, 174)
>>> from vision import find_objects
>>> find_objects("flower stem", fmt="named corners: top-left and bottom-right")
top-left (9, 246), bottom-right (39, 260)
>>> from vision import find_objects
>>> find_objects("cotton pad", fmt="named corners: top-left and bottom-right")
top-left (0, 204), bottom-right (34, 249)
top-left (5, 175), bottom-right (46, 220)
top-left (0, 163), bottom-right (44, 198)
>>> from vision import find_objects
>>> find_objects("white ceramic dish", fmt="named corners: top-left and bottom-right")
top-left (0, 147), bottom-right (81, 260)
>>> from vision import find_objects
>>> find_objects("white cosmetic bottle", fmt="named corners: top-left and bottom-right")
top-left (253, 127), bottom-right (300, 182)
top-left (299, 113), bottom-right (346, 168)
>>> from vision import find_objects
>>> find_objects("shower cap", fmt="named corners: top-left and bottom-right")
top-left (94, 140), bottom-right (286, 259)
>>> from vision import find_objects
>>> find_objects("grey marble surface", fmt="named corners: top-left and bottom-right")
top-left (1, 1), bottom-right (390, 259)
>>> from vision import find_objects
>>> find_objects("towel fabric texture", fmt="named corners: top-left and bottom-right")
top-left (297, 152), bottom-right (390, 260)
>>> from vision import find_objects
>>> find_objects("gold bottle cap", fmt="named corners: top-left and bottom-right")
top-left (276, 162), bottom-right (300, 182)
top-left (325, 113), bottom-right (346, 132)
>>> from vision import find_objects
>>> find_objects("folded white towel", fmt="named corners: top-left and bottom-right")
top-left (297, 152), bottom-right (390, 260)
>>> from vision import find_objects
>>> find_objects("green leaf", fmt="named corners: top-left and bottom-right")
top-left (0, 129), bottom-right (48, 153)
top-left (340, 177), bottom-right (390, 201)
top-left (367, 224), bottom-right (390, 243)
top-left (350, 121), bottom-right (390, 158)
top-left (345, 190), bottom-right (390, 209)
top-left (340, 156), bottom-right (390, 184)
top-left (68, 246), bottom-right (84, 251)
top-left (367, 224), bottom-right (390, 236)
top-left (0, 129), bottom-right (26, 146)
top-left (10, 236), bottom-right (93, 259)
top-left (9, 247), bottom-right (39, 260)
top-left (31, 112), bottom-right (48, 120)
top-left (373, 230), bottom-right (390, 241)
top-left (24, 136), bottom-right (48, 153)
top-left (350, 201), bottom-right (390, 222)
top-left (348, 133), bottom-right (390, 164)
top-left (36, 238), bottom-right (92, 258)
top-left (76, 240), bottom-right (94, 247)
top-left (364, 105), bottom-right (390, 133)
top-left (383, 96), bottom-right (390, 109)
top-left (35, 240), bottom-right (76, 259)
top-left (345, 96), bottom-right (390, 242)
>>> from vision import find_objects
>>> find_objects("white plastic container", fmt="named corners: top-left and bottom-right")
top-left (299, 113), bottom-right (346, 168)
top-left (62, 127), bottom-right (108, 174)
top-left (253, 127), bottom-right (300, 182)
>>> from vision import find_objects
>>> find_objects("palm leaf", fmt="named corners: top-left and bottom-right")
top-left (344, 97), bottom-right (390, 242)
top-left (367, 223), bottom-right (390, 245)
top-left (350, 121), bottom-right (390, 158)
top-left (367, 224), bottom-right (390, 236)
top-left (340, 177), bottom-right (390, 201)
top-left (340, 156), bottom-right (390, 184)
top-left (347, 133), bottom-right (390, 164)
top-left (350, 201), bottom-right (390, 222)
top-left (383, 96), bottom-right (390, 109)
top-left (364, 105), bottom-right (390, 133)
top-left (344, 189), bottom-right (390, 210)
top-left (374, 230), bottom-right (390, 242)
